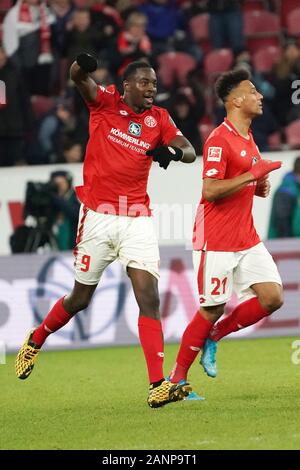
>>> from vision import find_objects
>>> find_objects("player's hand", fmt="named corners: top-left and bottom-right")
top-left (249, 159), bottom-right (282, 180)
top-left (255, 176), bottom-right (270, 198)
top-left (146, 146), bottom-right (183, 170)
top-left (76, 53), bottom-right (98, 73)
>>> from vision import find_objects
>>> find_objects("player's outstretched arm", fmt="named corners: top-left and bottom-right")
top-left (70, 53), bottom-right (98, 103)
top-left (146, 137), bottom-right (196, 170)
top-left (203, 159), bottom-right (281, 202)
top-left (203, 173), bottom-right (255, 202)
top-left (169, 136), bottom-right (196, 164)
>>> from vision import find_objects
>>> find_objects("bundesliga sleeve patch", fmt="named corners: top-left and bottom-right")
top-left (207, 147), bottom-right (222, 162)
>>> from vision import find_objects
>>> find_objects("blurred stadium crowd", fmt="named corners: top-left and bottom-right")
top-left (0, 0), bottom-right (300, 168)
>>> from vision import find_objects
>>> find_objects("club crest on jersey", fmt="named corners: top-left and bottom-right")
top-left (207, 147), bottom-right (222, 162)
top-left (144, 115), bottom-right (157, 127)
top-left (128, 121), bottom-right (142, 136)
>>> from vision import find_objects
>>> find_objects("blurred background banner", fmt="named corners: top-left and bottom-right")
top-left (0, 152), bottom-right (298, 254)
top-left (0, 238), bottom-right (299, 352)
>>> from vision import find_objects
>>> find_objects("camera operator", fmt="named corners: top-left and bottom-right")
top-left (49, 170), bottom-right (80, 251)
top-left (10, 170), bottom-right (80, 253)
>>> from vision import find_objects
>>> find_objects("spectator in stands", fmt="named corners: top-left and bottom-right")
top-left (50, 0), bottom-right (75, 56)
top-left (139, 0), bottom-right (183, 55)
top-left (90, 0), bottom-right (123, 64)
top-left (2, 0), bottom-right (56, 96)
top-left (0, 44), bottom-right (33, 166)
top-left (207, 0), bottom-right (245, 54)
top-left (90, 0), bottom-right (123, 41)
top-left (36, 98), bottom-right (76, 163)
top-left (139, 0), bottom-right (201, 62)
top-left (116, 11), bottom-right (152, 77)
top-left (60, 140), bottom-right (83, 163)
top-left (169, 92), bottom-right (203, 155)
top-left (10, 170), bottom-right (79, 252)
top-left (268, 156), bottom-right (300, 238)
top-left (115, 0), bottom-right (138, 18)
top-left (49, 170), bottom-right (80, 250)
top-left (234, 49), bottom-right (275, 101)
top-left (91, 63), bottom-right (114, 87)
top-left (64, 8), bottom-right (102, 65)
top-left (270, 40), bottom-right (300, 126)
top-left (168, 69), bottom-right (205, 153)
top-left (180, 0), bottom-right (208, 21)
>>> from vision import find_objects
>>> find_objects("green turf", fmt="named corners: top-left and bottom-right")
top-left (1, 337), bottom-right (300, 450)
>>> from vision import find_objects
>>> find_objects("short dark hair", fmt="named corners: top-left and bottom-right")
top-left (123, 61), bottom-right (153, 81)
top-left (215, 69), bottom-right (251, 103)
top-left (293, 156), bottom-right (300, 174)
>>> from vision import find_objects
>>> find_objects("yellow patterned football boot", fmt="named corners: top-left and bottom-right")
top-left (15, 329), bottom-right (40, 379)
top-left (147, 379), bottom-right (192, 408)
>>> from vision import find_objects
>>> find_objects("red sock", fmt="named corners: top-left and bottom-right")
top-left (138, 316), bottom-right (164, 384)
top-left (210, 297), bottom-right (269, 342)
top-left (31, 297), bottom-right (72, 347)
top-left (169, 311), bottom-right (213, 383)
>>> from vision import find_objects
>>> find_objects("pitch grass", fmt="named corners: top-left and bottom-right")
top-left (1, 337), bottom-right (300, 450)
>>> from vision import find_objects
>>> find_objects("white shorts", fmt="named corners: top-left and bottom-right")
top-left (74, 205), bottom-right (160, 285)
top-left (193, 242), bottom-right (282, 307)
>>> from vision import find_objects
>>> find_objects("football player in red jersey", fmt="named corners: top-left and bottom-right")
top-left (15, 55), bottom-right (196, 408)
top-left (169, 68), bottom-right (283, 391)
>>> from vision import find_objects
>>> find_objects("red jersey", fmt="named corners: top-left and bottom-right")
top-left (193, 118), bottom-right (261, 252)
top-left (76, 85), bottom-right (182, 216)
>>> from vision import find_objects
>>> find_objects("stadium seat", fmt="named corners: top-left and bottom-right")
top-left (252, 45), bottom-right (281, 73)
top-left (286, 7), bottom-right (300, 38)
top-left (157, 52), bottom-right (197, 88)
top-left (285, 119), bottom-right (300, 149)
top-left (244, 10), bottom-right (281, 35)
top-left (242, 0), bottom-right (265, 13)
top-left (189, 14), bottom-right (211, 53)
top-left (244, 10), bottom-right (281, 54)
top-left (280, 0), bottom-right (299, 28)
top-left (268, 131), bottom-right (282, 151)
top-left (31, 95), bottom-right (56, 119)
top-left (204, 48), bottom-right (234, 80)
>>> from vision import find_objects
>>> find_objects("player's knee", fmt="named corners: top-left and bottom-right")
top-left (201, 304), bottom-right (225, 322)
top-left (137, 290), bottom-right (160, 315)
top-left (261, 293), bottom-right (284, 313)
